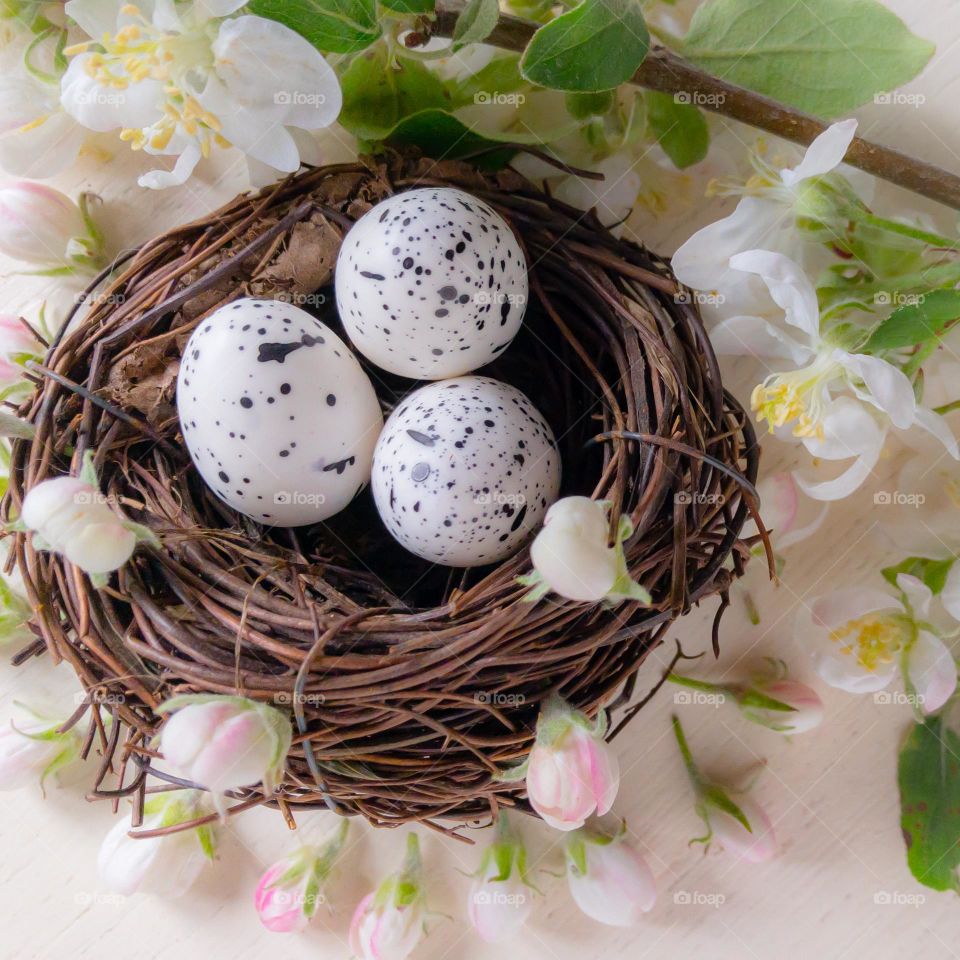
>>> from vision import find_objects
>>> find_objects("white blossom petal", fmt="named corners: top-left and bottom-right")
top-left (709, 315), bottom-right (813, 362)
top-left (138, 141), bottom-right (202, 188)
top-left (942, 562), bottom-right (960, 622)
top-left (810, 587), bottom-right (902, 629)
top-left (907, 630), bottom-right (957, 714)
top-left (838, 352), bottom-right (916, 429)
top-left (64, 0), bottom-right (128, 40)
top-left (727, 249), bottom-right (820, 340)
top-left (61, 55), bottom-right (164, 132)
top-left (911, 406), bottom-right (960, 460)
top-left (780, 119), bottom-right (857, 187)
top-left (896, 573), bottom-right (933, 621)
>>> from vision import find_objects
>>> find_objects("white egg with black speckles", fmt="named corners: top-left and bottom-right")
top-left (371, 376), bottom-right (561, 566)
top-left (335, 188), bottom-right (528, 380)
top-left (177, 298), bottom-right (383, 527)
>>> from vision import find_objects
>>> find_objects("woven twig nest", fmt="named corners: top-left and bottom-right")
top-left (4, 153), bottom-right (765, 835)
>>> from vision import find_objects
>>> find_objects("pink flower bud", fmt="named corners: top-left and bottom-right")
top-left (350, 834), bottom-right (425, 960)
top-left (565, 826), bottom-right (656, 926)
top-left (254, 820), bottom-right (348, 933)
top-left (0, 708), bottom-right (80, 790)
top-left (467, 815), bottom-right (533, 942)
top-left (0, 314), bottom-right (40, 388)
top-left (21, 474), bottom-right (136, 575)
top-left (707, 792), bottom-right (777, 863)
top-left (525, 697), bottom-right (619, 831)
top-left (159, 694), bottom-right (292, 801)
top-left (0, 181), bottom-right (88, 266)
top-left (98, 791), bottom-right (218, 897)
top-left (741, 679), bottom-right (824, 734)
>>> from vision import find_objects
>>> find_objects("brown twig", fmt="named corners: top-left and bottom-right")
top-left (428, 5), bottom-right (960, 211)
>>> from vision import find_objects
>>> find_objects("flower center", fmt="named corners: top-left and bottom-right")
top-left (65, 4), bottom-right (228, 156)
top-left (828, 614), bottom-right (906, 672)
top-left (750, 355), bottom-right (840, 438)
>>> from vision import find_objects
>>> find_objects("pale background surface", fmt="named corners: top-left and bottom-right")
top-left (2, 0), bottom-right (960, 957)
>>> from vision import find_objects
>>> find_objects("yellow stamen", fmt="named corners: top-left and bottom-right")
top-left (829, 615), bottom-right (904, 672)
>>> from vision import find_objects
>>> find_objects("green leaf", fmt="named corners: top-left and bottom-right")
top-left (447, 52), bottom-right (525, 108)
top-left (520, 0), bottom-right (649, 92)
top-left (680, 0), bottom-right (934, 118)
top-left (881, 557), bottom-right (954, 595)
top-left (645, 90), bottom-right (709, 169)
top-left (564, 90), bottom-right (615, 118)
top-left (453, 0), bottom-right (500, 50)
top-left (247, 0), bottom-right (380, 54)
top-left (380, 0), bottom-right (434, 12)
top-left (377, 109), bottom-right (517, 169)
top-left (864, 289), bottom-right (960, 353)
top-left (898, 715), bottom-right (960, 892)
top-left (339, 44), bottom-right (450, 140)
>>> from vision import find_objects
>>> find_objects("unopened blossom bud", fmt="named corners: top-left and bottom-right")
top-left (98, 790), bottom-right (218, 897)
top-left (520, 696), bottom-right (619, 831)
top-left (159, 694), bottom-right (292, 804)
top-left (0, 314), bottom-right (40, 390)
top-left (255, 819), bottom-right (349, 933)
top-left (0, 705), bottom-right (81, 790)
top-left (527, 497), bottom-right (650, 604)
top-left (672, 715), bottom-right (777, 863)
top-left (467, 814), bottom-right (534, 942)
top-left (350, 834), bottom-right (425, 960)
top-left (0, 182), bottom-right (103, 270)
top-left (564, 822), bottom-right (656, 926)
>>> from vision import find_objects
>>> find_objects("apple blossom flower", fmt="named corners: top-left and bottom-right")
top-left (669, 666), bottom-right (824, 734)
top-left (504, 695), bottom-right (618, 831)
top-left (564, 821), bottom-right (656, 926)
top-left (255, 818), bottom-right (349, 933)
top-left (797, 573), bottom-right (957, 714)
top-left (98, 790), bottom-right (218, 897)
top-left (524, 497), bottom-right (650, 604)
top-left (19, 451), bottom-right (157, 584)
top-left (708, 249), bottom-right (957, 500)
top-left (672, 715), bottom-right (777, 863)
top-left (0, 182), bottom-right (103, 272)
top-left (158, 693), bottom-right (292, 807)
top-left (350, 833), bottom-right (425, 960)
top-left (61, 0), bottom-right (342, 189)
top-left (671, 120), bottom-right (859, 310)
top-left (0, 704), bottom-right (81, 790)
top-left (467, 813), bottom-right (535, 943)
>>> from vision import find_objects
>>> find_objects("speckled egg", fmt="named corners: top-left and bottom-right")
top-left (371, 376), bottom-right (561, 566)
top-left (177, 298), bottom-right (383, 527)
top-left (335, 188), bottom-right (528, 380)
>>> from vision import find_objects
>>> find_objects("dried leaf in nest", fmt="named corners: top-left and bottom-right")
top-left (254, 216), bottom-right (342, 295)
top-left (105, 340), bottom-right (179, 425)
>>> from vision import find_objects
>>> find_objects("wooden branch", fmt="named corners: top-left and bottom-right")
top-left (429, 5), bottom-right (960, 211)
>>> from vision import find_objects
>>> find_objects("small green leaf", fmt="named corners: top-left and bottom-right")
top-left (339, 44), bottom-right (449, 140)
top-left (864, 289), bottom-right (960, 353)
top-left (564, 90), bottom-right (615, 118)
top-left (378, 109), bottom-right (517, 168)
top-left (520, 0), bottom-right (649, 92)
top-left (681, 0), bottom-right (934, 118)
top-left (898, 715), bottom-right (960, 892)
top-left (453, 0), bottom-right (500, 50)
top-left (247, 0), bottom-right (380, 53)
top-left (645, 91), bottom-right (709, 169)
top-left (881, 557), bottom-right (954, 595)
top-left (448, 52), bottom-right (525, 108)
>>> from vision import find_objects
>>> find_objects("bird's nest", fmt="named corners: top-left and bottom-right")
top-left (3, 152), bottom-right (768, 839)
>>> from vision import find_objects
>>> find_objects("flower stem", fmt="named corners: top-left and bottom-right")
top-left (850, 209), bottom-right (960, 251)
top-left (671, 714), bottom-right (702, 789)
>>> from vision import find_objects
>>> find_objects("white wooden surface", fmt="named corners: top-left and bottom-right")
top-left (3, 1), bottom-right (960, 956)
